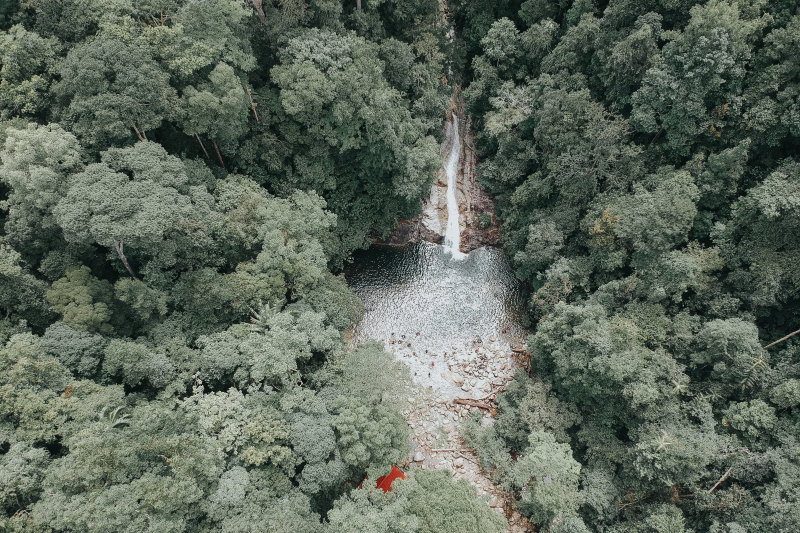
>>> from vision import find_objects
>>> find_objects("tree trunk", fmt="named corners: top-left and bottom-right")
top-left (648, 127), bottom-right (663, 146)
top-left (356, 0), bottom-right (361, 10)
top-left (452, 399), bottom-right (492, 410)
top-left (763, 327), bottom-right (800, 349)
top-left (195, 134), bottom-right (210, 159)
top-left (132, 125), bottom-right (147, 142)
top-left (707, 466), bottom-right (733, 494)
top-left (212, 139), bottom-right (225, 169)
top-left (247, 88), bottom-right (259, 122)
top-left (250, 0), bottom-right (266, 23)
top-left (113, 240), bottom-right (138, 280)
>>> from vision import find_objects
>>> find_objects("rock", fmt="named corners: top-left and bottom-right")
top-left (489, 496), bottom-right (501, 508)
top-left (454, 458), bottom-right (464, 468)
top-left (376, 219), bottom-right (444, 247)
top-left (414, 451), bottom-right (425, 462)
top-left (452, 374), bottom-right (465, 386)
top-left (461, 384), bottom-right (470, 392)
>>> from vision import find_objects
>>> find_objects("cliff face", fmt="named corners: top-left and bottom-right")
top-left (456, 116), bottom-right (502, 251)
top-left (379, 112), bottom-right (502, 252)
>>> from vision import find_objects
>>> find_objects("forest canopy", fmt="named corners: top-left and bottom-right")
top-left (2, 0), bottom-right (800, 532)
top-left (0, 1), bottom-right (508, 532)
top-left (455, 0), bottom-right (800, 531)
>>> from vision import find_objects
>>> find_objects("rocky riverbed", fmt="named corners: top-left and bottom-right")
top-left (389, 332), bottom-right (532, 532)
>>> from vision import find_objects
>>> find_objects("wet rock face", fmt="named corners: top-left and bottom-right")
top-left (379, 218), bottom-right (444, 246)
top-left (456, 118), bottom-right (502, 252)
top-left (376, 113), bottom-right (502, 252)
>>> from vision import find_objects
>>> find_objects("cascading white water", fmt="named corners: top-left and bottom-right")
top-left (443, 113), bottom-right (465, 259)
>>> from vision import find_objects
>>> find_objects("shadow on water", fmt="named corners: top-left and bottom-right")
top-left (345, 242), bottom-right (527, 353)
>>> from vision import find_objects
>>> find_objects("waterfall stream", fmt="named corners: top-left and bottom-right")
top-left (443, 113), bottom-right (465, 258)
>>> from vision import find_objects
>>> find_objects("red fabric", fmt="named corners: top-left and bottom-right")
top-left (374, 465), bottom-right (406, 492)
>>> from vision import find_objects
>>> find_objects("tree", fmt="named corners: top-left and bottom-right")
top-left (46, 266), bottom-right (115, 334)
top-left (53, 141), bottom-right (221, 283)
top-left (591, 167), bottom-right (699, 270)
top-left (630, 0), bottom-right (767, 156)
top-left (178, 62), bottom-right (249, 157)
top-left (326, 469), bottom-right (506, 533)
top-left (0, 25), bottom-right (60, 117)
top-left (743, 15), bottom-right (800, 147)
top-left (0, 442), bottom-right (51, 515)
top-left (206, 467), bottom-right (321, 533)
top-left (40, 321), bottom-right (107, 379)
top-left (511, 431), bottom-right (582, 525)
top-left (596, 13), bottom-right (663, 110)
top-left (492, 372), bottom-right (581, 449)
top-left (0, 122), bottom-right (83, 261)
top-left (102, 339), bottom-right (173, 389)
top-left (156, 0), bottom-right (255, 79)
top-left (0, 241), bottom-right (54, 329)
top-left (53, 35), bottom-right (175, 147)
top-left (267, 28), bottom-right (440, 256)
top-left (716, 159), bottom-right (800, 315)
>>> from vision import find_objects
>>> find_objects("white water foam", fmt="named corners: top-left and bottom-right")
top-left (443, 113), bottom-right (465, 259)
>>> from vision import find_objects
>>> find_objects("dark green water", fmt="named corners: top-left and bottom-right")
top-left (345, 242), bottom-right (527, 354)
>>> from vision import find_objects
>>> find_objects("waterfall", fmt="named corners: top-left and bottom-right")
top-left (443, 113), bottom-right (465, 259)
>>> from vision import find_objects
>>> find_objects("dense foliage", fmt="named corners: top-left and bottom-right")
top-left (0, 1), bottom-right (506, 531)
top-left (458, 0), bottom-right (800, 531)
top-left (4, 0), bottom-right (800, 531)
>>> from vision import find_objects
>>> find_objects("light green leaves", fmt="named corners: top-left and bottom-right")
top-left (512, 431), bottom-right (582, 524)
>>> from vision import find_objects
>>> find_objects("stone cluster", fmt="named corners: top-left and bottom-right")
top-left (385, 331), bottom-right (532, 533)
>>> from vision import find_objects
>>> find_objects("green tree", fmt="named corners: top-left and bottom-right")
top-left (0, 122), bottom-right (83, 261)
top-left (326, 469), bottom-right (506, 533)
top-left (0, 442), bottom-right (51, 514)
top-left (0, 241), bottom-right (54, 329)
top-left (630, 0), bottom-right (766, 156)
top-left (46, 266), bottom-right (115, 334)
top-left (716, 159), bottom-right (800, 315)
top-left (0, 25), bottom-right (60, 117)
top-left (743, 15), bottom-right (800, 147)
top-left (53, 35), bottom-right (176, 147)
top-left (53, 141), bottom-right (221, 283)
top-left (511, 431), bottom-right (582, 524)
top-left (178, 62), bottom-right (249, 156)
top-left (267, 28), bottom-right (440, 255)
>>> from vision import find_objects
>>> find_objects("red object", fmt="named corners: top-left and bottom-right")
top-left (374, 465), bottom-right (406, 492)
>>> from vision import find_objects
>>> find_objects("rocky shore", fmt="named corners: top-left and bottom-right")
top-left (381, 331), bottom-right (532, 532)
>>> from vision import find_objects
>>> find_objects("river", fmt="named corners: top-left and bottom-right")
top-left (343, 100), bottom-right (534, 530)
top-left (343, 112), bottom-right (531, 532)
top-left (344, 111), bottom-right (528, 399)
